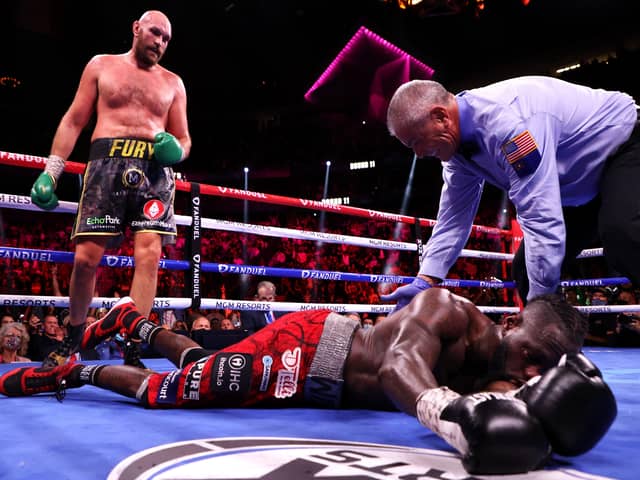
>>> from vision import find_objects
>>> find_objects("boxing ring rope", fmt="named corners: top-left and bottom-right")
top-left (0, 195), bottom-right (629, 291)
top-left (0, 150), bottom-right (606, 259)
top-left (0, 193), bottom-right (518, 314)
top-left (0, 246), bottom-right (515, 289)
top-left (0, 150), bottom-right (509, 236)
top-left (0, 196), bottom-right (513, 259)
top-left (0, 294), bottom-right (527, 314)
top-left (1, 291), bottom-right (638, 315)
top-left (2, 243), bottom-right (632, 310)
top-left (0, 149), bottom-right (634, 316)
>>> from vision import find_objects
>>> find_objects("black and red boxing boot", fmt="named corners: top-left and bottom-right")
top-left (0, 361), bottom-right (80, 401)
top-left (81, 297), bottom-right (146, 349)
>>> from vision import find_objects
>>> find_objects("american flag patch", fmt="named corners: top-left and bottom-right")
top-left (501, 130), bottom-right (541, 177)
top-left (502, 130), bottom-right (538, 163)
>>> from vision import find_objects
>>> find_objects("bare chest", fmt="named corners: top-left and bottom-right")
top-left (98, 66), bottom-right (174, 117)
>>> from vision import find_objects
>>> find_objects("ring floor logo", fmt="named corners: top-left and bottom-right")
top-left (109, 437), bottom-right (611, 480)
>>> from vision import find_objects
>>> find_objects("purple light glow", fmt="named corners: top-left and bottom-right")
top-left (304, 26), bottom-right (434, 122)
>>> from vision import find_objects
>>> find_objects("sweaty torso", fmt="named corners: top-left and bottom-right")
top-left (92, 54), bottom-right (178, 140)
top-left (342, 289), bottom-right (500, 410)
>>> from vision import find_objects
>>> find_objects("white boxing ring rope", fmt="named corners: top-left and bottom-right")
top-left (0, 149), bottom-right (634, 316)
top-left (0, 150), bottom-right (510, 236)
top-left (0, 195), bottom-right (513, 261)
top-left (3, 294), bottom-right (640, 316)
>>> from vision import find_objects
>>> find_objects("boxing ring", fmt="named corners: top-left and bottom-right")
top-left (1, 150), bottom-right (639, 480)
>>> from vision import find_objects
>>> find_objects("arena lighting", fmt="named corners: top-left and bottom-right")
top-left (241, 166), bottom-right (250, 293)
top-left (396, 0), bottom-right (424, 9)
top-left (394, 153), bottom-right (417, 240)
top-left (243, 167), bottom-right (249, 221)
top-left (323, 160), bottom-right (331, 198)
top-left (314, 160), bottom-right (332, 266)
top-left (556, 63), bottom-right (581, 74)
top-left (387, 0), bottom-right (531, 16)
top-left (497, 191), bottom-right (510, 229)
top-left (384, 0), bottom-right (479, 16)
top-left (322, 196), bottom-right (350, 205)
top-left (318, 160), bottom-right (332, 232)
top-left (304, 25), bottom-right (434, 123)
top-left (0, 76), bottom-right (21, 88)
top-left (350, 160), bottom-right (377, 170)
top-left (381, 153), bottom-right (418, 294)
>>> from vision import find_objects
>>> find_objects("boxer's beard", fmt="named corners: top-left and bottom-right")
top-left (135, 44), bottom-right (161, 67)
top-left (487, 341), bottom-right (508, 378)
top-left (472, 342), bottom-right (509, 391)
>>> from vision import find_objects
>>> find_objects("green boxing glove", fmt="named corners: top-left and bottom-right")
top-left (153, 132), bottom-right (184, 167)
top-left (30, 171), bottom-right (59, 211)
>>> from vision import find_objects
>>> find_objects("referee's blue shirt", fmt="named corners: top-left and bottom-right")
top-left (419, 76), bottom-right (637, 300)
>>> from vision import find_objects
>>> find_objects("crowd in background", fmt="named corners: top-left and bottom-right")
top-left (1, 197), bottom-right (639, 364)
top-left (0, 205), bottom-right (510, 307)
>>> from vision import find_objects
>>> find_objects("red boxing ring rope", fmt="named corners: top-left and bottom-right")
top-left (0, 150), bottom-right (511, 236)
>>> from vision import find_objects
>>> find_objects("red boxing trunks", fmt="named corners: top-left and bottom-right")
top-left (72, 137), bottom-right (177, 247)
top-left (141, 310), bottom-right (360, 409)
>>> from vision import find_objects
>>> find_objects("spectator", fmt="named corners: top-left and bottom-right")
top-left (563, 288), bottom-right (580, 306)
top-left (229, 311), bottom-right (242, 329)
top-left (27, 314), bottom-right (63, 361)
top-left (1, 314), bottom-right (15, 326)
top-left (220, 318), bottom-right (235, 330)
top-left (374, 314), bottom-right (387, 325)
top-left (241, 281), bottom-right (285, 334)
top-left (171, 320), bottom-right (190, 337)
top-left (206, 311), bottom-right (225, 329)
top-left (584, 288), bottom-right (616, 346)
top-left (24, 313), bottom-right (43, 337)
top-left (0, 322), bottom-right (31, 363)
top-left (614, 289), bottom-right (640, 347)
top-left (191, 315), bottom-right (212, 332)
top-left (362, 317), bottom-right (374, 329)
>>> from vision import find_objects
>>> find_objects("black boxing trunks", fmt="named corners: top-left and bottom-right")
top-left (140, 310), bottom-right (360, 409)
top-left (71, 137), bottom-right (176, 247)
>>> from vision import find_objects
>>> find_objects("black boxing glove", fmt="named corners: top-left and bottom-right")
top-left (416, 387), bottom-right (550, 474)
top-left (515, 352), bottom-right (617, 456)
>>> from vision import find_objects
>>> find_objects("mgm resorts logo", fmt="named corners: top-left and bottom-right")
top-left (108, 437), bottom-right (604, 480)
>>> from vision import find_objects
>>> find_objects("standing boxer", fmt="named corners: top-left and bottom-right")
top-left (29, 10), bottom-right (191, 367)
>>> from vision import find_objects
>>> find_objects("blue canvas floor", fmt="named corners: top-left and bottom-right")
top-left (0, 347), bottom-right (636, 480)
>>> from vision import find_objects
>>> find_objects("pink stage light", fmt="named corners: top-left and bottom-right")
top-left (304, 26), bottom-right (434, 123)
